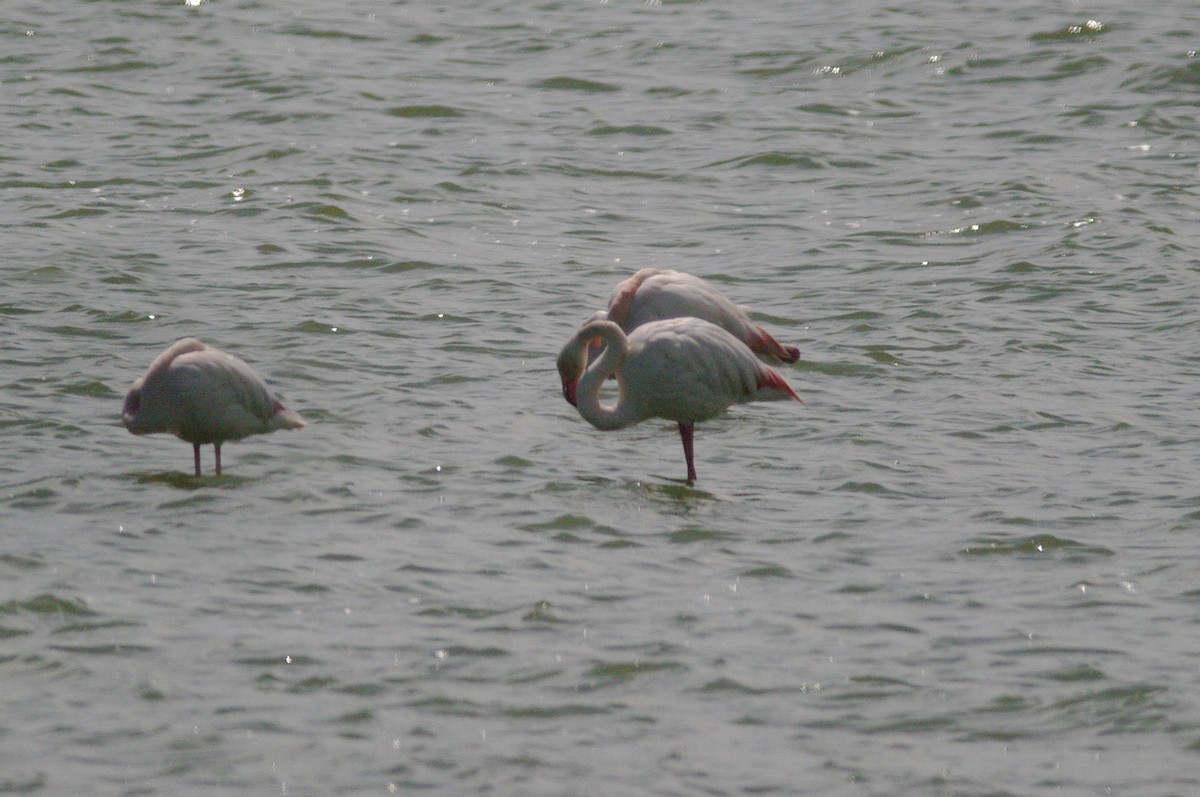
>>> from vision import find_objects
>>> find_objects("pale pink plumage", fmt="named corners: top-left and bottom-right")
top-left (122, 338), bottom-right (306, 476)
top-left (604, 268), bottom-right (800, 365)
top-left (557, 317), bottom-right (800, 483)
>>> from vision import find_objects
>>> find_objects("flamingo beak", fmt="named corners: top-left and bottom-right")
top-left (562, 378), bottom-right (578, 406)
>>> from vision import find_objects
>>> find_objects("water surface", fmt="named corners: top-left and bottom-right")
top-left (3, 0), bottom-right (1200, 794)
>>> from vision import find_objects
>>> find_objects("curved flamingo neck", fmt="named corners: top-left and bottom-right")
top-left (575, 320), bottom-right (641, 431)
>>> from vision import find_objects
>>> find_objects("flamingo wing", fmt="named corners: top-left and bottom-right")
top-left (624, 318), bottom-right (798, 424)
top-left (609, 269), bottom-right (800, 364)
top-left (165, 349), bottom-right (302, 443)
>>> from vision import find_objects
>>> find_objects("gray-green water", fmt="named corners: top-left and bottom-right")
top-left (4, 0), bottom-right (1200, 794)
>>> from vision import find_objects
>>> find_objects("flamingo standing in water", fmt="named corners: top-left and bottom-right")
top-left (122, 338), bottom-right (306, 476)
top-left (599, 268), bottom-right (801, 364)
top-left (557, 316), bottom-right (801, 483)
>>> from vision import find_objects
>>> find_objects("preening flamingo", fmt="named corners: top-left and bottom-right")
top-left (122, 338), bottom-right (306, 476)
top-left (557, 317), bottom-right (801, 483)
top-left (602, 268), bottom-right (800, 364)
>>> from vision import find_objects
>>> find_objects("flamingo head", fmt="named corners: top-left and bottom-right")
top-left (556, 332), bottom-right (589, 407)
top-left (121, 381), bottom-right (143, 432)
top-left (561, 377), bottom-right (579, 406)
top-left (556, 352), bottom-right (582, 406)
top-left (557, 311), bottom-right (610, 407)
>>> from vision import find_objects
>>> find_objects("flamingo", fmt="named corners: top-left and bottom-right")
top-left (557, 316), bottom-right (801, 483)
top-left (122, 338), bottom-right (306, 476)
top-left (601, 268), bottom-right (800, 364)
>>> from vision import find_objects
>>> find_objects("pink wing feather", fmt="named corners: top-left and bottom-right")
top-left (606, 269), bottom-right (800, 364)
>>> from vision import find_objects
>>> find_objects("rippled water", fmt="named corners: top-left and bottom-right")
top-left (4, 0), bottom-right (1200, 794)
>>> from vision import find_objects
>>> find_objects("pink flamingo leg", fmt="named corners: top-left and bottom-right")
top-left (214, 443), bottom-right (222, 477)
top-left (193, 443), bottom-right (202, 477)
top-left (678, 421), bottom-right (697, 483)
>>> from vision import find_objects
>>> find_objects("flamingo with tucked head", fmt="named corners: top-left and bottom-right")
top-left (122, 338), bottom-right (306, 476)
top-left (557, 316), bottom-right (801, 483)
top-left (602, 268), bottom-right (800, 364)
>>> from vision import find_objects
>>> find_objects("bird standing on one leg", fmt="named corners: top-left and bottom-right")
top-left (122, 338), bottom-right (306, 476)
top-left (557, 317), bottom-right (800, 483)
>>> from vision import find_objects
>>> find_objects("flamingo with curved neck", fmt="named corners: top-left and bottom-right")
top-left (557, 317), bottom-right (800, 483)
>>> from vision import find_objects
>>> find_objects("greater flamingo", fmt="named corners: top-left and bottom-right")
top-left (557, 317), bottom-right (801, 483)
top-left (122, 338), bottom-right (306, 476)
top-left (601, 268), bottom-right (800, 364)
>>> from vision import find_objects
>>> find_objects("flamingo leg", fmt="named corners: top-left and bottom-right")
top-left (193, 443), bottom-right (202, 477)
top-left (214, 443), bottom-right (222, 477)
top-left (678, 421), bottom-right (697, 483)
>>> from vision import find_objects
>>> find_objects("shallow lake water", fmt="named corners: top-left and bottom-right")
top-left (3, 0), bottom-right (1200, 794)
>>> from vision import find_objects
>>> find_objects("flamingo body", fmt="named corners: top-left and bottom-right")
top-left (122, 338), bottom-right (305, 475)
top-left (557, 317), bottom-right (800, 483)
top-left (605, 268), bottom-right (800, 364)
